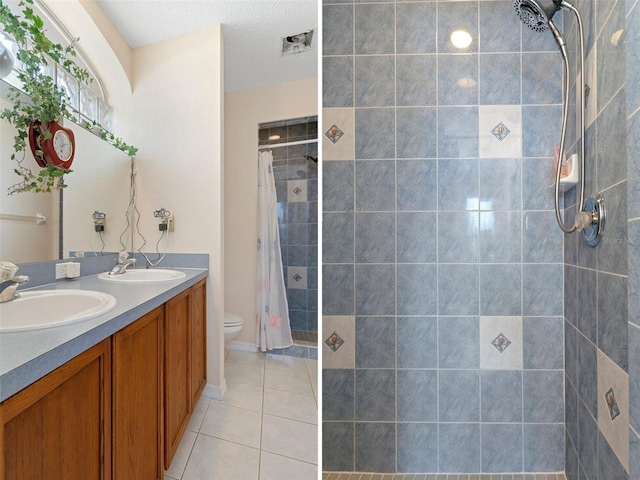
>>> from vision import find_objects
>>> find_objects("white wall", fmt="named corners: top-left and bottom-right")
top-left (224, 78), bottom-right (317, 346)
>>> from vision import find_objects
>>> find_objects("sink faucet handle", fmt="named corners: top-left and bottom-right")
top-left (0, 261), bottom-right (20, 280)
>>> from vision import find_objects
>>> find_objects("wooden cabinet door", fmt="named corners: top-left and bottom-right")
top-left (112, 306), bottom-right (163, 480)
top-left (164, 289), bottom-right (191, 468)
top-left (0, 339), bottom-right (111, 480)
top-left (190, 279), bottom-right (207, 405)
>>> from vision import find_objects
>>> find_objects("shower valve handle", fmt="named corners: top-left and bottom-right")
top-left (575, 210), bottom-right (596, 231)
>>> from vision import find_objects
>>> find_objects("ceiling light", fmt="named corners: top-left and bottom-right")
top-left (268, 134), bottom-right (281, 141)
top-left (450, 29), bottom-right (473, 49)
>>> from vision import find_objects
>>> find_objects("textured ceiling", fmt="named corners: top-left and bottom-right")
top-left (94, 0), bottom-right (318, 93)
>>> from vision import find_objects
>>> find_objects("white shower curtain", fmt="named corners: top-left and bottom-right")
top-left (256, 150), bottom-right (293, 351)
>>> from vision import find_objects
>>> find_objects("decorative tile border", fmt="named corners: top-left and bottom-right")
top-left (491, 121), bottom-right (511, 142)
top-left (326, 124), bottom-right (345, 144)
top-left (288, 266), bottom-right (308, 290)
top-left (325, 332), bottom-right (344, 352)
top-left (287, 179), bottom-right (308, 203)
top-left (322, 316), bottom-right (355, 369)
top-left (479, 105), bottom-right (522, 158)
top-left (479, 316), bottom-right (523, 370)
top-left (323, 108), bottom-right (355, 161)
top-left (491, 332), bottom-right (512, 353)
top-left (597, 349), bottom-right (630, 472)
top-left (604, 387), bottom-right (620, 421)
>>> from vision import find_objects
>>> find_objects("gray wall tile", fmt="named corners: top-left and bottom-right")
top-left (396, 2), bottom-right (437, 54)
top-left (438, 316), bottom-right (479, 369)
top-left (354, 4), bottom-right (394, 55)
top-left (323, 369), bottom-right (355, 421)
top-left (355, 369), bottom-right (396, 421)
top-left (397, 370), bottom-right (437, 422)
top-left (481, 424), bottom-right (523, 472)
top-left (356, 317), bottom-right (396, 368)
top-left (323, 422), bottom-right (354, 471)
top-left (438, 370), bottom-right (480, 422)
top-left (397, 423), bottom-right (438, 473)
top-left (397, 317), bottom-right (438, 369)
top-left (481, 370), bottom-right (523, 422)
top-left (355, 422), bottom-right (396, 473)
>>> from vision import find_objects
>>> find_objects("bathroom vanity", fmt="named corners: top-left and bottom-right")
top-left (0, 269), bottom-right (207, 480)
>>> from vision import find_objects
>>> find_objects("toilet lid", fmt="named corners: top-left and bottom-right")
top-left (224, 313), bottom-right (243, 327)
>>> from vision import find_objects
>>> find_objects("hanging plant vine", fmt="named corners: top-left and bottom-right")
top-left (0, 0), bottom-right (137, 194)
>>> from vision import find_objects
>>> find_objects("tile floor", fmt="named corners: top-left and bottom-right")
top-left (165, 349), bottom-right (319, 480)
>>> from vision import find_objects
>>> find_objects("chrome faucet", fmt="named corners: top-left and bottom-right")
top-left (109, 257), bottom-right (137, 275)
top-left (0, 261), bottom-right (29, 303)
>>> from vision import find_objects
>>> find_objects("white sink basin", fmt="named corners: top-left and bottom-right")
top-left (98, 268), bottom-right (186, 283)
top-left (0, 289), bottom-right (117, 333)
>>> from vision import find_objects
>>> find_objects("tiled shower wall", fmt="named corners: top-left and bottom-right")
top-left (562, 0), bottom-right (633, 478)
top-left (260, 119), bottom-right (319, 332)
top-left (629, 1), bottom-right (640, 478)
top-left (561, 0), bottom-right (638, 478)
top-left (322, 0), bottom-right (566, 474)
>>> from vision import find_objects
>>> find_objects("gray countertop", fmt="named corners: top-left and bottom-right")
top-left (0, 267), bottom-right (208, 402)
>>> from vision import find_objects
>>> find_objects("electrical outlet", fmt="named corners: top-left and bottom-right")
top-left (92, 211), bottom-right (106, 232)
top-left (94, 219), bottom-right (105, 232)
top-left (167, 216), bottom-right (175, 232)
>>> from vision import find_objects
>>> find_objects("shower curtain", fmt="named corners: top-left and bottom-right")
top-left (256, 150), bottom-right (293, 351)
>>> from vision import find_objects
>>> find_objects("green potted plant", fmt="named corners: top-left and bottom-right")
top-left (0, 0), bottom-right (137, 194)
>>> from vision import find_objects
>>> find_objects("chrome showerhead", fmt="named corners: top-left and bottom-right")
top-left (513, 0), bottom-right (562, 32)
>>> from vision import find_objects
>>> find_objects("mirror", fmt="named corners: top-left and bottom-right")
top-left (0, 80), bottom-right (132, 264)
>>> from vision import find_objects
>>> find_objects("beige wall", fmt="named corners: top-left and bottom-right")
top-left (0, 96), bottom-right (58, 263)
top-left (118, 25), bottom-right (225, 389)
top-left (224, 78), bottom-right (317, 346)
top-left (6, 1), bottom-right (226, 392)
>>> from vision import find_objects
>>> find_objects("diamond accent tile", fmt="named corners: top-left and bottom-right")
top-left (605, 387), bottom-right (620, 421)
top-left (325, 124), bottom-right (344, 144)
top-left (491, 333), bottom-right (511, 353)
top-left (292, 273), bottom-right (303, 282)
top-left (325, 332), bottom-right (344, 352)
top-left (491, 122), bottom-right (511, 142)
top-left (292, 186), bottom-right (302, 195)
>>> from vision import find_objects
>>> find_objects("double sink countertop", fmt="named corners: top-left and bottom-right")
top-left (0, 267), bottom-right (208, 402)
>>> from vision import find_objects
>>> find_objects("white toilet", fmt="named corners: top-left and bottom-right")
top-left (224, 312), bottom-right (243, 343)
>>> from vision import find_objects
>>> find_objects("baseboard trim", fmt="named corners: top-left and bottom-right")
top-left (202, 380), bottom-right (227, 400)
top-left (227, 340), bottom-right (258, 352)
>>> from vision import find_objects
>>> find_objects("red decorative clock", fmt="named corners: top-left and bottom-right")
top-left (28, 119), bottom-right (75, 169)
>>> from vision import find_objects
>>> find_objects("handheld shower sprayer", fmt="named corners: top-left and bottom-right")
top-left (513, 0), bottom-right (562, 32)
top-left (512, 0), bottom-right (605, 246)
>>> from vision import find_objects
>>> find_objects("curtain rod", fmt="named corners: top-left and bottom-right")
top-left (258, 138), bottom-right (318, 150)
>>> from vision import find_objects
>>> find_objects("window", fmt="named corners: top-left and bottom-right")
top-left (0, 0), bottom-right (113, 132)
